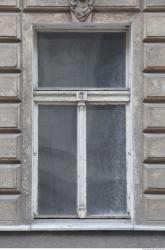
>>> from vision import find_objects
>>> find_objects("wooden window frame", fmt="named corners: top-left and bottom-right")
top-left (32, 28), bottom-right (132, 221)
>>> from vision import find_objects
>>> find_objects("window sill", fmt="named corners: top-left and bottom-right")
top-left (31, 219), bottom-right (132, 231)
top-left (1, 221), bottom-right (165, 231)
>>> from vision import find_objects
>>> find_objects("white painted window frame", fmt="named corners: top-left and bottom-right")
top-left (32, 26), bottom-right (133, 221)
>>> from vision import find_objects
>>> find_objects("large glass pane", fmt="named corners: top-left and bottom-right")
top-left (87, 106), bottom-right (127, 216)
top-left (38, 106), bottom-right (77, 216)
top-left (38, 32), bottom-right (126, 88)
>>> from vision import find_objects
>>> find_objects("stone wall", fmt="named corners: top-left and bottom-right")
top-left (0, 0), bottom-right (22, 224)
top-left (0, 0), bottom-right (165, 231)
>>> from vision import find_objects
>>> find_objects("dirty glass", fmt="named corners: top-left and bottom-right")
top-left (38, 32), bottom-right (126, 88)
top-left (87, 106), bottom-right (127, 216)
top-left (38, 106), bottom-right (77, 216)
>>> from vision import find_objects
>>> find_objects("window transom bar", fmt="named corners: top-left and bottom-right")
top-left (33, 90), bottom-right (130, 104)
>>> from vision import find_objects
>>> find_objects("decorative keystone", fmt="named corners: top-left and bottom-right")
top-left (69, 0), bottom-right (94, 22)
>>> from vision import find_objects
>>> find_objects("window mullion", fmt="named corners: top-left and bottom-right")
top-left (77, 101), bottom-right (87, 219)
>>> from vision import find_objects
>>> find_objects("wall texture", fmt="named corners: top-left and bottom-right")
top-left (1, 231), bottom-right (165, 248)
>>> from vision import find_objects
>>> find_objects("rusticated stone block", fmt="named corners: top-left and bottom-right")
top-left (0, 134), bottom-right (21, 160)
top-left (0, 165), bottom-right (20, 189)
top-left (144, 74), bottom-right (165, 99)
top-left (0, 74), bottom-right (21, 99)
top-left (0, 14), bottom-right (20, 39)
top-left (144, 0), bottom-right (165, 11)
top-left (0, 44), bottom-right (20, 70)
top-left (144, 44), bottom-right (165, 72)
top-left (144, 14), bottom-right (165, 39)
top-left (24, 0), bottom-right (140, 10)
top-left (144, 134), bottom-right (165, 159)
top-left (0, 195), bottom-right (20, 221)
top-left (144, 195), bottom-right (165, 221)
top-left (144, 104), bottom-right (165, 128)
top-left (144, 165), bottom-right (165, 191)
top-left (0, 0), bottom-right (20, 10)
top-left (94, 0), bottom-right (139, 7)
top-left (0, 104), bottom-right (20, 129)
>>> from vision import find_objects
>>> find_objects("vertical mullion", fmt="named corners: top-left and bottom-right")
top-left (77, 102), bottom-right (87, 219)
top-left (33, 103), bottom-right (39, 217)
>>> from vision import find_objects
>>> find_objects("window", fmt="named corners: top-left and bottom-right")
top-left (33, 30), bottom-right (131, 219)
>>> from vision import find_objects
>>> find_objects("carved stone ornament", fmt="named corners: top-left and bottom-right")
top-left (69, 0), bottom-right (94, 22)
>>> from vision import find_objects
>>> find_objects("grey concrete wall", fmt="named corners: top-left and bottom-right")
top-left (0, 231), bottom-right (165, 248)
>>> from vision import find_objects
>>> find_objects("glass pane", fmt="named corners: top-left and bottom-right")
top-left (38, 106), bottom-right (77, 216)
top-left (38, 32), bottom-right (126, 88)
top-left (87, 106), bottom-right (127, 216)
